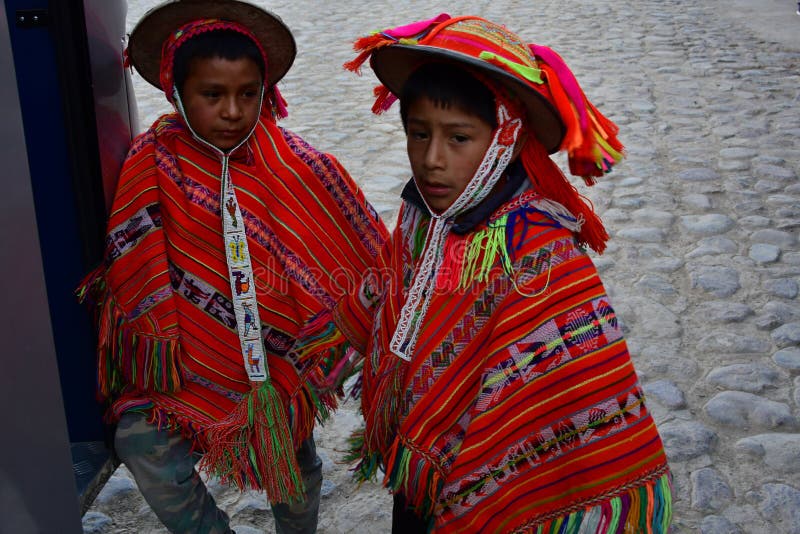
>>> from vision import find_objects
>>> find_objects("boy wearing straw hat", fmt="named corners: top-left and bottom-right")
top-left (337, 14), bottom-right (673, 532)
top-left (78, 1), bottom-right (387, 532)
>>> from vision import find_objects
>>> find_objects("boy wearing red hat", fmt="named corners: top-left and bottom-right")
top-left (78, 1), bottom-right (387, 532)
top-left (337, 15), bottom-right (673, 533)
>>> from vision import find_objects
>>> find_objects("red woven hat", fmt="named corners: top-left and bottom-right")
top-left (345, 14), bottom-right (623, 179)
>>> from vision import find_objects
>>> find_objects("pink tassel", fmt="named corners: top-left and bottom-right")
top-left (372, 85), bottom-right (398, 114)
top-left (383, 13), bottom-right (451, 39)
top-left (271, 86), bottom-right (289, 119)
top-left (324, 346), bottom-right (359, 391)
top-left (531, 44), bottom-right (624, 179)
top-left (530, 44), bottom-right (589, 131)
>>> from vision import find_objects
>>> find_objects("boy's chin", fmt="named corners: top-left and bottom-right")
top-left (209, 136), bottom-right (248, 152)
top-left (214, 142), bottom-right (241, 151)
top-left (423, 198), bottom-right (453, 214)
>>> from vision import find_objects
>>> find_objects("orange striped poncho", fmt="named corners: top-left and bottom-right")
top-left (79, 112), bottom-right (387, 502)
top-left (337, 185), bottom-right (672, 532)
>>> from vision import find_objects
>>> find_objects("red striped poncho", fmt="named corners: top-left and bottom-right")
top-left (79, 112), bottom-right (387, 501)
top-left (337, 188), bottom-right (672, 532)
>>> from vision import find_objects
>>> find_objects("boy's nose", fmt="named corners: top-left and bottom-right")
top-left (221, 97), bottom-right (243, 120)
top-left (423, 139), bottom-right (445, 170)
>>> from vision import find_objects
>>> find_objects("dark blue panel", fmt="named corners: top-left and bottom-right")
top-left (5, 0), bottom-right (106, 443)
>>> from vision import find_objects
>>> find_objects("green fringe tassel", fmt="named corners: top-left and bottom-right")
top-left (200, 380), bottom-right (304, 503)
top-left (458, 214), bottom-right (513, 290)
top-left (76, 267), bottom-right (182, 397)
top-left (383, 439), bottom-right (442, 518)
top-left (346, 428), bottom-right (383, 483)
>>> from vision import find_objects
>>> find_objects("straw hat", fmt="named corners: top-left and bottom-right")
top-left (127, 0), bottom-right (296, 90)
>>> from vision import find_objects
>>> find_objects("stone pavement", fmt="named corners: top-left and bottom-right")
top-left (84, 1), bottom-right (800, 532)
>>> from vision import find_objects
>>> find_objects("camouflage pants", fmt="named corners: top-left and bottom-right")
top-left (115, 412), bottom-right (322, 534)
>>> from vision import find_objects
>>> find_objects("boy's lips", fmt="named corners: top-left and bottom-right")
top-left (419, 180), bottom-right (451, 197)
top-left (217, 129), bottom-right (244, 139)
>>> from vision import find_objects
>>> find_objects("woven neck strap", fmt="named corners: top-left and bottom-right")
top-left (174, 88), bottom-right (268, 381)
top-left (220, 158), bottom-right (267, 381)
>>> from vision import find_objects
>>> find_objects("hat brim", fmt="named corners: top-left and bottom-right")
top-left (128, 0), bottom-right (296, 90)
top-left (371, 45), bottom-right (565, 153)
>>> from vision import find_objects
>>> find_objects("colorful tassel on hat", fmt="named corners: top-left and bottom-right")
top-left (530, 44), bottom-right (624, 182)
top-left (270, 86), bottom-right (289, 119)
top-left (343, 34), bottom-right (394, 74)
top-left (344, 13), bottom-right (452, 74)
top-left (372, 85), bottom-right (398, 114)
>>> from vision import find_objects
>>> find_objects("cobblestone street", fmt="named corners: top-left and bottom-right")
top-left (84, 1), bottom-right (800, 532)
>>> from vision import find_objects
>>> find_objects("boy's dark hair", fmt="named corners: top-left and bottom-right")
top-left (173, 30), bottom-right (265, 94)
top-left (399, 62), bottom-right (497, 130)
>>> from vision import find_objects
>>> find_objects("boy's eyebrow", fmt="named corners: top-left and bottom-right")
top-left (195, 79), bottom-right (262, 88)
top-left (406, 117), bottom-right (480, 129)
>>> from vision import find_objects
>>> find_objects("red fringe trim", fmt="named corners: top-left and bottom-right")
top-left (343, 34), bottom-right (392, 74)
top-left (436, 231), bottom-right (468, 291)
top-left (361, 355), bottom-right (407, 465)
top-left (521, 138), bottom-right (608, 254)
top-left (76, 268), bottom-right (182, 398)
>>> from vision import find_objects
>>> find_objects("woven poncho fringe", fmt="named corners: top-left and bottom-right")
top-left (79, 112), bottom-right (387, 503)
top-left (336, 190), bottom-right (672, 532)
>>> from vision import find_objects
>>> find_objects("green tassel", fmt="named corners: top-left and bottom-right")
top-left (386, 447), bottom-right (413, 490)
top-left (200, 380), bottom-right (304, 503)
top-left (565, 510), bottom-right (583, 534)
top-left (458, 215), bottom-right (512, 289)
top-left (608, 495), bottom-right (622, 532)
top-left (412, 220), bottom-right (428, 260)
top-left (257, 381), bottom-right (304, 499)
top-left (659, 473), bottom-right (673, 531)
top-left (345, 428), bottom-right (382, 483)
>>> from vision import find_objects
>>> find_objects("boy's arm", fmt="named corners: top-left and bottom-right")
top-left (326, 215), bottom-right (393, 391)
top-left (333, 261), bottom-right (387, 355)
